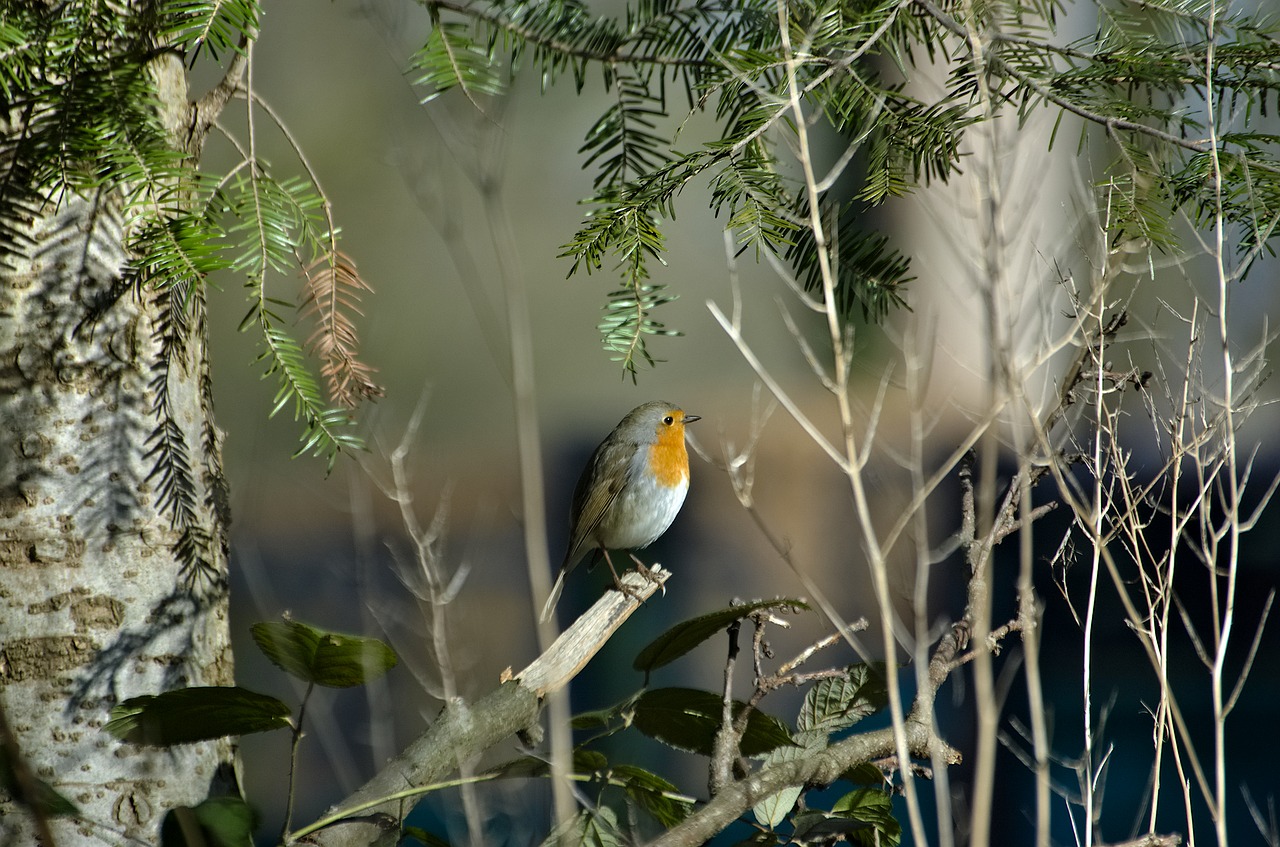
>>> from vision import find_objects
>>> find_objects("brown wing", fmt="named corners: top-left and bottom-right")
top-left (562, 437), bottom-right (632, 570)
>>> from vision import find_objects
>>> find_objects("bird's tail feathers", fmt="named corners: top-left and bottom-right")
top-left (540, 569), bottom-right (567, 623)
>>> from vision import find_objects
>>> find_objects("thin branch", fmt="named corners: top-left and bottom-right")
top-left (709, 619), bottom-right (743, 796)
top-left (909, 0), bottom-right (1280, 175)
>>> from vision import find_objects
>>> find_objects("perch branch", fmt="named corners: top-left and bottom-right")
top-left (295, 567), bottom-right (670, 846)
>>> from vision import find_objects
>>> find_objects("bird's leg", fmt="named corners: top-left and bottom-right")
top-left (628, 552), bottom-right (665, 588)
top-left (602, 550), bottom-right (648, 603)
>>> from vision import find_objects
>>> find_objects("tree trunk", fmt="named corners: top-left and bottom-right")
top-left (0, 52), bottom-right (235, 844)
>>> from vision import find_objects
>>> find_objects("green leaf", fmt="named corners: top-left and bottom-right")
top-left (712, 155), bottom-right (797, 255)
top-left (838, 762), bottom-right (887, 786)
top-left (105, 687), bottom-right (292, 745)
top-left (796, 663), bottom-right (888, 734)
top-left (832, 786), bottom-right (895, 816)
top-left (791, 810), bottom-right (873, 842)
top-left (631, 688), bottom-right (793, 757)
top-left (858, 100), bottom-right (972, 204)
top-left (250, 619), bottom-right (398, 688)
top-left (542, 806), bottom-right (624, 847)
top-left (633, 599), bottom-right (810, 674)
top-left (560, 178), bottom-right (689, 377)
top-left (611, 764), bottom-right (693, 828)
top-left (0, 745), bottom-right (78, 817)
top-left (575, 749), bottom-right (610, 774)
top-left (161, 797), bottom-right (258, 847)
top-left (831, 788), bottom-right (902, 847)
top-left (752, 729), bottom-right (826, 828)
top-left (401, 825), bottom-right (453, 847)
top-left (752, 746), bottom-right (805, 827)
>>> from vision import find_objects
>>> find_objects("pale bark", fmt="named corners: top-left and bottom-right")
top-left (0, 55), bottom-right (235, 845)
top-left (299, 567), bottom-right (670, 847)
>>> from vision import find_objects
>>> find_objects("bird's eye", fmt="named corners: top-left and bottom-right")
top-left (663, 415), bottom-right (674, 425)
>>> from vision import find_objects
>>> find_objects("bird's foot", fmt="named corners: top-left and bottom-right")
top-left (627, 554), bottom-right (667, 594)
top-left (602, 550), bottom-right (651, 605)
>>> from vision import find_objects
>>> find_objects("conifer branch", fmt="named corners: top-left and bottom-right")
top-left (299, 251), bottom-right (385, 409)
top-left (910, 0), bottom-right (1280, 176)
top-left (422, 0), bottom-right (715, 68)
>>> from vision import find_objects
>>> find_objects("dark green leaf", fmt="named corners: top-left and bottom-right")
top-left (611, 764), bottom-right (693, 828)
top-left (161, 797), bottom-right (257, 847)
top-left (833, 786), bottom-right (894, 817)
top-left (575, 749), bottom-right (610, 774)
top-left (106, 687), bottom-right (292, 745)
top-left (838, 762), bottom-right (887, 786)
top-left (831, 788), bottom-right (902, 847)
top-left (251, 619), bottom-right (397, 688)
top-left (633, 599), bottom-right (810, 674)
top-left (730, 833), bottom-right (781, 846)
top-left (796, 663), bottom-right (888, 734)
top-left (401, 825), bottom-right (453, 847)
top-left (631, 688), bottom-right (793, 757)
top-left (542, 806), bottom-right (624, 847)
top-left (791, 810), bottom-right (872, 841)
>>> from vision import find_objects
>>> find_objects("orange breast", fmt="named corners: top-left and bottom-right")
top-left (647, 427), bottom-right (690, 487)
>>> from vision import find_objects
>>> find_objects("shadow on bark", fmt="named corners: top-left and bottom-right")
top-left (68, 584), bottom-right (229, 711)
top-left (1, 193), bottom-right (148, 543)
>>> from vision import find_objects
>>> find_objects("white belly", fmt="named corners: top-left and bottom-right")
top-left (594, 469), bottom-right (689, 550)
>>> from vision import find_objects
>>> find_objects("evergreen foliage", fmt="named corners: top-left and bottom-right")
top-left (7, 0), bottom-right (1278, 388)
top-left (2, 1), bottom-right (373, 579)
top-left (4, 0), bottom-right (1279, 843)
top-left (412, 0), bottom-right (1279, 370)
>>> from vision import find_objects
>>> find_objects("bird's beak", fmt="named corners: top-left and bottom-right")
top-left (683, 413), bottom-right (701, 424)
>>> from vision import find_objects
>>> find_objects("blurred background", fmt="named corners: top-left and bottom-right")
top-left (195, 0), bottom-right (1280, 844)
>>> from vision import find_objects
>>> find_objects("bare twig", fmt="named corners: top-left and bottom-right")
top-left (709, 619), bottom-right (743, 796)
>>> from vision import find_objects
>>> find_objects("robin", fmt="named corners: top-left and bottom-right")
top-left (540, 401), bottom-right (700, 622)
